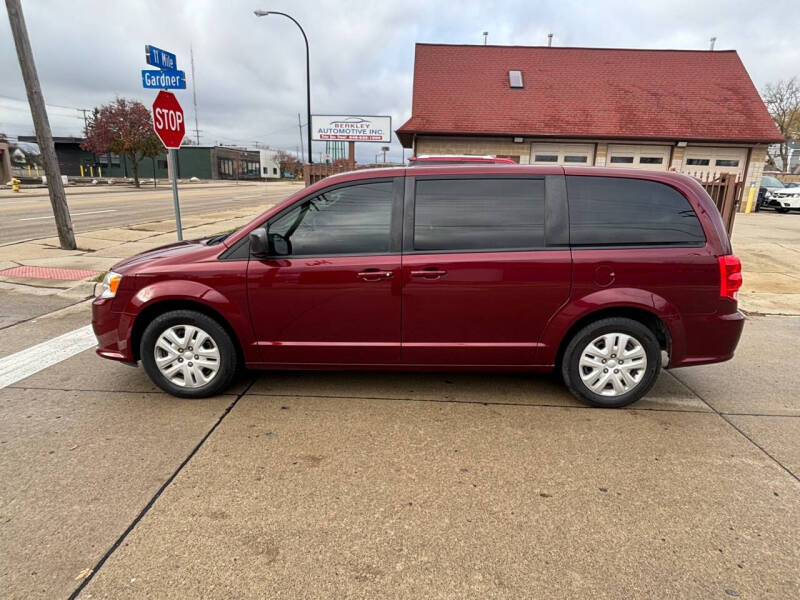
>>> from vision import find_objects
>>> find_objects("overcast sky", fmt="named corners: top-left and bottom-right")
top-left (2, 0), bottom-right (799, 163)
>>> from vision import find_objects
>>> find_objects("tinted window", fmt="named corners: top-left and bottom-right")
top-left (567, 176), bottom-right (705, 246)
top-left (268, 181), bottom-right (393, 255)
top-left (414, 178), bottom-right (545, 251)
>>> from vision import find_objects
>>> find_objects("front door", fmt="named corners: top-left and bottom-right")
top-left (401, 176), bottom-right (572, 366)
top-left (247, 178), bottom-right (403, 365)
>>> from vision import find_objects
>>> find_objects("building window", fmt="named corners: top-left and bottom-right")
top-left (564, 155), bottom-right (588, 163)
top-left (715, 159), bottom-right (739, 167)
top-left (273, 167), bottom-right (278, 175)
top-left (686, 158), bottom-right (710, 166)
top-left (610, 156), bottom-right (634, 164)
top-left (534, 154), bottom-right (558, 162)
top-left (639, 157), bottom-right (664, 164)
top-left (508, 70), bottom-right (523, 88)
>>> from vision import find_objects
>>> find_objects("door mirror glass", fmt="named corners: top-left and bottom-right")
top-left (268, 232), bottom-right (291, 256)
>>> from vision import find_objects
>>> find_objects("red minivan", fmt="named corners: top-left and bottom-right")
top-left (92, 165), bottom-right (744, 407)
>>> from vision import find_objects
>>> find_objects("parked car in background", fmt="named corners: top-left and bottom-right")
top-left (93, 166), bottom-right (744, 408)
top-left (409, 154), bottom-right (516, 165)
top-left (758, 176), bottom-right (800, 212)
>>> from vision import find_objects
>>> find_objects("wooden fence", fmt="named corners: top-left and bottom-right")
top-left (684, 171), bottom-right (744, 236)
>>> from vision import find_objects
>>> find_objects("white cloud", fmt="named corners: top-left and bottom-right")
top-left (2, 0), bottom-right (798, 163)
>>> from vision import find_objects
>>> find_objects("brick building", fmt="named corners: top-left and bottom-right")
top-left (397, 44), bottom-right (783, 197)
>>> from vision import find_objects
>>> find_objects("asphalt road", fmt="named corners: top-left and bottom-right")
top-left (0, 182), bottom-right (301, 245)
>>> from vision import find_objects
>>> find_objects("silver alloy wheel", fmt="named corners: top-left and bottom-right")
top-left (154, 324), bottom-right (221, 388)
top-left (578, 332), bottom-right (647, 397)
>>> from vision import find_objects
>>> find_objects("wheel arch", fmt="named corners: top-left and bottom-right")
top-left (130, 299), bottom-right (245, 365)
top-left (553, 306), bottom-right (672, 370)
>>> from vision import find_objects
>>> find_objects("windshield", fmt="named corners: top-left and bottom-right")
top-left (761, 176), bottom-right (784, 188)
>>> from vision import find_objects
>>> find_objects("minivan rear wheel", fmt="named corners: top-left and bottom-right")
top-left (140, 309), bottom-right (238, 398)
top-left (561, 317), bottom-right (661, 408)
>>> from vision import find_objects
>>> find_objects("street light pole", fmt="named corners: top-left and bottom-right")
top-left (254, 10), bottom-right (312, 164)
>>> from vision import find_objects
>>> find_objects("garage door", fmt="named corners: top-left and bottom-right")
top-left (606, 144), bottom-right (671, 171)
top-left (531, 143), bottom-right (594, 166)
top-left (681, 147), bottom-right (747, 179)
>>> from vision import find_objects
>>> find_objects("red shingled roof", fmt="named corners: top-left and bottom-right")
top-left (396, 44), bottom-right (783, 147)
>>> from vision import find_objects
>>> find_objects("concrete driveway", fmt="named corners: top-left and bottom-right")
top-left (1, 291), bottom-right (797, 599)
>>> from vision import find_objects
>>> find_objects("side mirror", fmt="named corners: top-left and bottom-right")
top-left (249, 228), bottom-right (269, 256)
top-left (268, 232), bottom-right (291, 256)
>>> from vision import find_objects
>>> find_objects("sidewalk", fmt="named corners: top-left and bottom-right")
top-left (0, 205), bottom-right (269, 297)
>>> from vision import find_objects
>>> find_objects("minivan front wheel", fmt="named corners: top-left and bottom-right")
top-left (561, 317), bottom-right (661, 408)
top-left (140, 310), bottom-right (238, 398)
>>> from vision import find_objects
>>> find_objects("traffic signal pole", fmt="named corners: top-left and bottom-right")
top-left (6, 0), bottom-right (77, 250)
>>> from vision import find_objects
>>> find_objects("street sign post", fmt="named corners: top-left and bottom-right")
top-left (152, 91), bottom-right (186, 240)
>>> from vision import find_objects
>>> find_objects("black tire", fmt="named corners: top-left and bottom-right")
top-left (140, 309), bottom-right (238, 398)
top-left (561, 317), bottom-right (661, 408)
top-left (776, 207), bottom-right (790, 213)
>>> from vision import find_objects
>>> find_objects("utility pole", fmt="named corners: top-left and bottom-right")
top-left (6, 0), bottom-right (76, 249)
top-left (190, 44), bottom-right (200, 144)
top-left (297, 113), bottom-right (304, 162)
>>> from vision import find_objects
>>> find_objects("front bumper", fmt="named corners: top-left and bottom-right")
top-left (92, 297), bottom-right (136, 364)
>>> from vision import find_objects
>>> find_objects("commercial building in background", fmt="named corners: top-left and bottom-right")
top-left (17, 137), bottom-right (265, 181)
top-left (397, 44), bottom-right (784, 200)
top-left (257, 148), bottom-right (281, 179)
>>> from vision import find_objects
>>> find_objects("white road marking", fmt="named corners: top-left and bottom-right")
top-left (0, 325), bottom-right (97, 389)
top-left (19, 209), bottom-right (117, 221)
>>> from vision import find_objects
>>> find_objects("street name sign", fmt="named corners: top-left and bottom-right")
top-left (152, 91), bottom-right (185, 149)
top-left (311, 115), bottom-right (392, 143)
top-left (141, 69), bottom-right (186, 90)
top-left (145, 44), bottom-right (177, 70)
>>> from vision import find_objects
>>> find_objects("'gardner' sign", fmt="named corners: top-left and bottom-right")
top-left (311, 115), bottom-right (392, 143)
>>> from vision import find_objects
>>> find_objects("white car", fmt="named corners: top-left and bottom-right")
top-left (760, 176), bottom-right (800, 213)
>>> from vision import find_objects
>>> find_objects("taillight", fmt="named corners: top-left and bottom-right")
top-left (718, 255), bottom-right (742, 300)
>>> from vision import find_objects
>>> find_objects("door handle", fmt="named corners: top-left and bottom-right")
top-left (357, 269), bottom-right (393, 281)
top-left (410, 268), bottom-right (448, 279)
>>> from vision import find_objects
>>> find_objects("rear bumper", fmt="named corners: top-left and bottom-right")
top-left (669, 310), bottom-right (745, 368)
top-left (92, 297), bottom-right (136, 364)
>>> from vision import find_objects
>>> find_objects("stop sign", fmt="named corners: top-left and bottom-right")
top-left (152, 91), bottom-right (185, 149)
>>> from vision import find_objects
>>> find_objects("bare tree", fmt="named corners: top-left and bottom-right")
top-left (762, 77), bottom-right (800, 171)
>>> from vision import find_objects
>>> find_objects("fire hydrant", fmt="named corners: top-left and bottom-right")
top-left (11, 178), bottom-right (20, 193)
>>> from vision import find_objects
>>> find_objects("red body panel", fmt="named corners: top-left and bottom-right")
top-left (246, 254), bottom-right (401, 364)
top-left (401, 250), bottom-right (571, 365)
top-left (92, 165), bottom-right (743, 373)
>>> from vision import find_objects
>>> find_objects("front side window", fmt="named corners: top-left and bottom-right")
top-left (567, 176), bottom-right (705, 246)
top-left (267, 181), bottom-right (393, 256)
top-left (414, 178), bottom-right (545, 252)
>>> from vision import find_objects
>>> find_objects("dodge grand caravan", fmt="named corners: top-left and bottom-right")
top-left (92, 165), bottom-right (744, 407)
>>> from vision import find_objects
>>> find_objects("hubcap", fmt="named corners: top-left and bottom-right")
top-left (154, 324), bottom-right (220, 388)
top-left (578, 332), bottom-right (647, 397)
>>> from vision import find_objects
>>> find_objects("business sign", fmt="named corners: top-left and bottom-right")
top-left (145, 45), bottom-right (177, 70)
top-left (141, 69), bottom-right (186, 89)
top-left (311, 115), bottom-right (391, 143)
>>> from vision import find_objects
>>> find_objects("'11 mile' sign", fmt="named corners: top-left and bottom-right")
top-left (145, 45), bottom-right (176, 70)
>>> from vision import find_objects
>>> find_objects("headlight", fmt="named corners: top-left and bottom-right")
top-left (764, 191), bottom-right (772, 198)
top-left (97, 271), bottom-right (123, 299)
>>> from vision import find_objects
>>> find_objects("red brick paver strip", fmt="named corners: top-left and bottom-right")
top-left (0, 265), bottom-right (101, 281)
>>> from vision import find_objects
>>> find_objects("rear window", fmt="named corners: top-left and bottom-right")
top-left (414, 178), bottom-right (545, 252)
top-left (566, 176), bottom-right (705, 246)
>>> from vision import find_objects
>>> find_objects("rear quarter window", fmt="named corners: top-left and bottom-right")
top-left (566, 176), bottom-right (706, 246)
